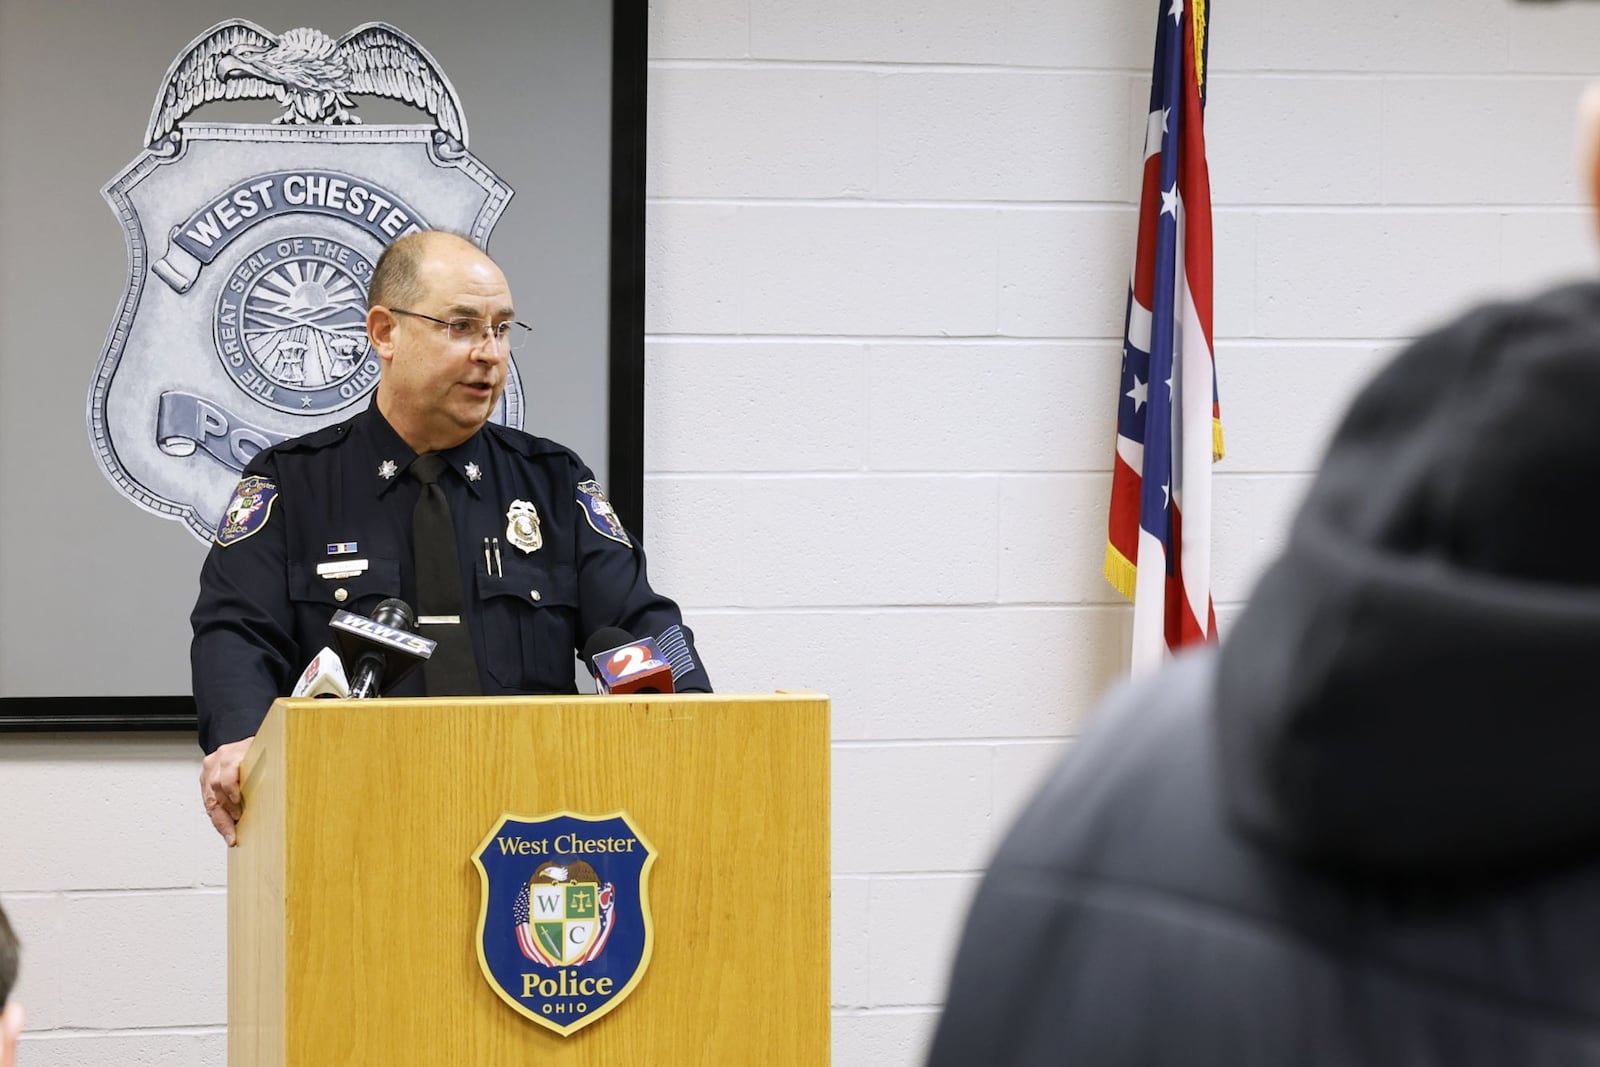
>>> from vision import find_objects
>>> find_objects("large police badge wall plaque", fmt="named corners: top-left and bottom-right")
top-left (90, 21), bottom-right (524, 542)
top-left (471, 811), bottom-right (657, 1037)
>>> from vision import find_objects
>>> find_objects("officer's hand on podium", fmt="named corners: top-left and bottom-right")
top-left (200, 736), bottom-right (255, 847)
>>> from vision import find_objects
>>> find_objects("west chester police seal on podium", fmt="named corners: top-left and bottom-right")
top-left (89, 20), bottom-right (523, 542)
top-left (472, 812), bottom-right (657, 1037)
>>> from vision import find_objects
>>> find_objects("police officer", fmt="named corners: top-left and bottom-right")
top-left (194, 231), bottom-right (710, 845)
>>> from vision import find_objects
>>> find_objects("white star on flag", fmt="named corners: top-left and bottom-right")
top-left (1169, 0), bottom-right (1183, 22)
top-left (1126, 375), bottom-right (1148, 412)
top-left (1161, 184), bottom-right (1180, 217)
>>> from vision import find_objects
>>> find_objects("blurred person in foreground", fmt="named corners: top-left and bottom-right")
top-left (927, 86), bottom-right (1600, 1066)
top-left (0, 903), bottom-right (21, 1067)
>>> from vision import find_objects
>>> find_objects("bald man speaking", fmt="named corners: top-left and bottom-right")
top-left (192, 232), bottom-right (711, 844)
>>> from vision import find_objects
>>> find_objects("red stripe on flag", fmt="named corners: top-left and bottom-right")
top-left (1131, 155), bottom-right (1163, 309)
top-left (1106, 454), bottom-right (1142, 597)
top-left (1178, 31), bottom-right (1214, 353)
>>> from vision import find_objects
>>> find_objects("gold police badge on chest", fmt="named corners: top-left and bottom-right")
top-left (506, 499), bottom-right (542, 553)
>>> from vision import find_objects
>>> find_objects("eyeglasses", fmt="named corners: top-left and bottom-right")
top-left (389, 308), bottom-right (532, 352)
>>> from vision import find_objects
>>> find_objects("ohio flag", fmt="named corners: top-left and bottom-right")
top-left (1105, 0), bottom-right (1223, 674)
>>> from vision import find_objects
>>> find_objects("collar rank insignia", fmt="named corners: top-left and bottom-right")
top-left (378, 460), bottom-right (398, 480)
top-left (214, 475), bottom-right (278, 547)
top-left (576, 479), bottom-right (630, 547)
top-left (465, 462), bottom-right (483, 482)
top-left (506, 499), bottom-right (542, 553)
top-left (472, 811), bottom-right (657, 1037)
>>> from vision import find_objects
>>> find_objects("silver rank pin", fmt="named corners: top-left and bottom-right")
top-left (465, 462), bottom-right (482, 482)
top-left (378, 460), bottom-right (398, 480)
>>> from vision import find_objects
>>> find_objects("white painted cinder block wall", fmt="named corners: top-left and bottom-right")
top-left (5, 1), bottom-right (1600, 1063)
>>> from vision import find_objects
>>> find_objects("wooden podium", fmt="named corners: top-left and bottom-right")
top-left (229, 693), bottom-right (830, 1065)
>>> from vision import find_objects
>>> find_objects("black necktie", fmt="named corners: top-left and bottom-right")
top-left (410, 453), bottom-right (481, 696)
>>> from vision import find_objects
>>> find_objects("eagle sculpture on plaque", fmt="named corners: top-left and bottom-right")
top-left (91, 21), bottom-right (521, 542)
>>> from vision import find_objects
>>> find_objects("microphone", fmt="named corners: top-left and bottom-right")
top-left (582, 628), bottom-right (676, 695)
top-left (291, 646), bottom-right (349, 698)
top-left (329, 598), bottom-right (436, 699)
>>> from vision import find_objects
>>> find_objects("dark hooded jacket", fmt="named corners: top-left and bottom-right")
top-left (926, 282), bottom-right (1600, 1066)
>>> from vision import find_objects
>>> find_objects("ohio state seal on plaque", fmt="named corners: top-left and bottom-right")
top-left (471, 811), bottom-right (657, 1037)
top-left (90, 20), bottom-right (524, 542)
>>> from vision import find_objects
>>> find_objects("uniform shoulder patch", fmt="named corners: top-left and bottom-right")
top-left (577, 479), bottom-right (631, 546)
top-left (215, 475), bottom-right (279, 547)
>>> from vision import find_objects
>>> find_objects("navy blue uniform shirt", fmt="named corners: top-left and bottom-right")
top-left (190, 403), bottom-right (710, 752)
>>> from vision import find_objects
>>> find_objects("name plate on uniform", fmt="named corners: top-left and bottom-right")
top-left (317, 559), bottom-right (369, 580)
top-left (471, 811), bottom-right (657, 1037)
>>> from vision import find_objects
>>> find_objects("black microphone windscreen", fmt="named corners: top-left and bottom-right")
top-left (581, 627), bottom-right (636, 663)
top-left (371, 597), bottom-right (415, 631)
